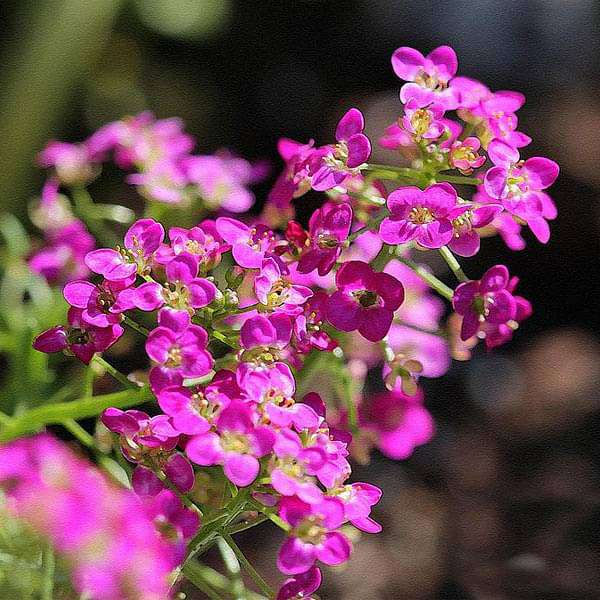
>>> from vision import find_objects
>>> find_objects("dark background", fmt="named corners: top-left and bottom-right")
top-left (1, 1), bottom-right (599, 598)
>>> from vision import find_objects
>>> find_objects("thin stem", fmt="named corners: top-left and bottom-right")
top-left (435, 174), bottom-right (482, 186)
top-left (347, 210), bottom-right (389, 243)
top-left (181, 562), bottom-right (226, 600)
top-left (122, 315), bottom-right (150, 337)
top-left (182, 562), bottom-right (266, 600)
top-left (439, 246), bottom-right (468, 283)
top-left (226, 514), bottom-right (269, 535)
top-left (41, 541), bottom-right (55, 600)
top-left (395, 255), bottom-right (454, 301)
top-left (0, 387), bottom-right (153, 442)
top-left (63, 419), bottom-right (96, 448)
top-left (248, 498), bottom-right (291, 532)
top-left (365, 163), bottom-right (421, 178)
top-left (154, 468), bottom-right (203, 516)
top-left (93, 355), bottom-right (138, 389)
top-left (0, 410), bottom-right (12, 425)
top-left (222, 533), bottom-right (274, 598)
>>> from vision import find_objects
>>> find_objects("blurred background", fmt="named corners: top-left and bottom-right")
top-left (0, 1), bottom-right (599, 598)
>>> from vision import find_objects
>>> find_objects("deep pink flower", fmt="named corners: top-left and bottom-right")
top-left (122, 253), bottom-right (217, 315)
top-left (63, 277), bottom-right (133, 327)
top-left (157, 385), bottom-right (212, 435)
top-left (361, 389), bottom-right (434, 460)
top-left (156, 224), bottom-right (226, 271)
top-left (216, 217), bottom-right (277, 268)
top-left (452, 264), bottom-right (518, 341)
top-left (183, 152), bottom-right (261, 213)
top-left (33, 307), bottom-right (123, 364)
top-left (132, 453), bottom-right (195, 496)
top-left (392, 45), bottom-right (459, 109)
top-left (448, 203), bottom-right (503, 257)
top-left (401, 98), bottom-right (446, 140)
top-left (311, 108), bottom-right (371, 191)
top-left (337, 482), bottom-right (382, 533)
top-left (483, 140), bottom-right (559, 243)
top-left (277, 566), bottom-right (322, 600)
top-left (326, 261), bottom-right (404, 342)
top-left (38, 141), bottom-right (96, 185)
top-left (379, 183), bottom-right (468, 249)
top-left (449, 136), bottom-right (486, 174)
top-left (127, 158), bottom-right (188, 204)
top-left (293, 291), bottom-right (338, 354)
top-left (185, 400), bottom-right (275, 487)
top-left (277, 496), bottom-right (351, 575)
top-left (85, 218), bottom-right (164, 281)
top-left (146, 309), bottom-right (213, 381)
top-left (270, 429), bottom-right (326, 503)
top-left (297, 202), bottom-right (352, 276)
top-left (254, 257), bottom-right (313, 313)
top-left (240, 313), bottom-right (293, 353)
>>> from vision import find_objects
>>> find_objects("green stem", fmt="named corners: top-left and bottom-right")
top-left (182, 562), bottom-right (267, 600)
top-left (181, 562), bottom-right (226, 600)
top-left (435, 174), bottom-right (482, 186)
top-left (346, 210), bottom-right (389, 243)
top-left (0, 387), bottom-right (153, 442)
top-left (222, 533), bottom-right (274, 598)
top-left (365, 164), bottom-right (421, 178)
top-left (41, 541), bottom-right (55, 600)
top-left (93, 355), bottom-right (137, 389)
top-left (122, 315), bottom-right (150, 337)
top-left (395, 254), bottom-right (454, 301)
top-left (248, 498), bottom-right (291, 532)
top-left (63, 419), bottom-right (96, 448)
top-left (439, 246), bottom-right (468, 283)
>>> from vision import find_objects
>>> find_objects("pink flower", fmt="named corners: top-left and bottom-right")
top-left (254, 257), bottom-right (313, 313)
top-left (277, 566), bottom-right (322, 600)
top-left (311, 108), bottom-right (371, 191)
top-left (216, 217), bottom-right (277, 268)
top-left (448, 203), bottom-right (503, 257)
top-left (326, 261), bottom-right (404, 342)
top-left (122, 253), bottom-right (217, 315)
top-left (297, 202), bottom-right (353, 276)
top-left (146, 309), bottom-right (213, 383)
top-left (337, 482), bottom-right (382, 533)
top-left (270, 429), bottom-right (326, 503)
top-left (63, 277), bottom-right (133, 327)
top-left (277, 496), bottom-right (351, 575)
top-left (85, 218), bottom-right (164, 281)
top-left (379, 183), bottom-right (468, 249)
top-left (156, 385), bottom-right (212, 435)
top-left (127, 158), bottom-right (188, 204)
top-left (240, 313), bottom-right (292, 353)
top-left (38, 141), bottom-right (96, 185)
top-left (293, 291), bottom-right (338, 354)
top-left (452, 264), bottom-right (518, 341)
top-left (361, 389), bottom-right (435, 460)
top-left (484, 140), bottom-right (559, 242)
top-left (392, 45), bottom-right (459, 109)
top-left (185, 400), bottom-right (275, 487)
top-left (449, 136), bottom-right (486, 174)
top-left (33, 307), bottom-right (123, 364)
top-left (156, 224), bottom-right (226, 271)
top-left (401, 98), bottom-right (446, 140)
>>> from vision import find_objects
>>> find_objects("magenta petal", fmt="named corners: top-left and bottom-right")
top-left (488, 139), bottom-right (520, 166)
top-left (146, 327), bottom-right (176, 363)
top-left (335, 108), bottom-right (364, 141)
top-left (132, 466), bottom-right (164, 497)
top-left (33, 326), bottom-right (68, 353)
top-left (185, 432), bottom-right (223, 466)
top-left (391, 46), bottom-right (425, 80)
top-left (166, 253), bottom-right (198, 284)
top-left (251, 426), bottom-right (276, 457)
top-left (326, 291), bottom-right (361, 332)
top-left (346, 133), bottom-right (371, 168)
top-left (85, 249), bottom-right (136, 281)
top-left (63, 280), bottom-right (95, 308)
top-left (164, 453), bottom-right (195, 493)
top-left (277, 537), bottom-right (316, 575)
top-left (386, 186), bottom-right (422, 213)
top-left (232, 243), bottom-right (264, 269)
top-left (158, 308), bottom-right (191, 332)
top-left (428, 45), bottom-right (458, 78)
top-left (188, 278), bottom-right (217, 308)
top-left (480, 265), bottom-right (509, 292)
top-left (311, 166), bottom-right (347, 192)
top-left (460, 310), bottom-right (480, 341)
top-left (527, 216), bottom-right (550, 243)
top-left (379, 217), bottom-right (417, 245)
top-left (351, 515), bottom-right (382, 534)
top-left (316, 532), bottom-right (351, 566)
top-left (133, 282), bottom-right (164, 311)
top-left (223, 453), bottom-right (259, 487)
top-left (416, 219), bottom-right (453, 248)
top-left (215, 217), bottom-right (249, 244)
top-left (448, 230), bottom-right (480, 257)
top-left (240, 315), bottom-right (276, 349)
top-left (486, 289), bottom-right (516, 323)
top-left (359, 307), bottom-right (393, 342)
top-left (523, 157), bottom-right (559, 189)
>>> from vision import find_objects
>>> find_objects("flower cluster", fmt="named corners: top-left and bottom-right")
top-left (23, 43), bottom-right (559, 598)
top-left (0, 434), bottom-right (194, 600)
